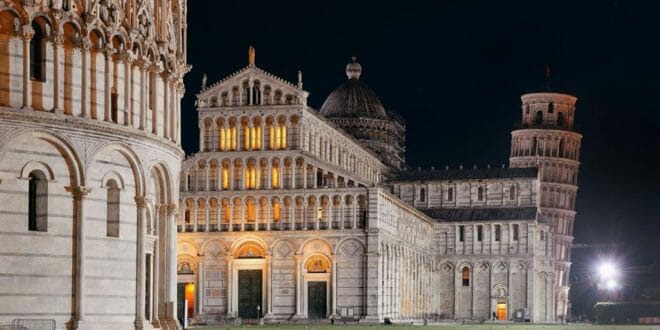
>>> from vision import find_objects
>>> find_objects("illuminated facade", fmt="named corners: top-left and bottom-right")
top-left (177, 53), bottom-right (581, 324)
top-left (0, 0), bottom-right (189, 329)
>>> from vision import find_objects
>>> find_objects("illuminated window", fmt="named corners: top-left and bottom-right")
top-left (230, 126), bottom-right (237, 150)
top-left (222, 167), bottom-right (230, 189)
top-left (271, 167), bottom-right (280, 188)
top-left (245, 167), bottom-right (258, 189)
top-left (462, 267), bottom-right (470, 286)
top-left (28, 170), bottom-right (48, 232)
top-left (317, 207), bottom-right (323, 221)
top-left (219, 126), bottom-right (226, 150)
top-left (223, 205), bottom-right (230, 222)
top-left (273, 202), bottom-right (280, 222)
top-left (246, 200), bottom-right (255, 222)
top-left (106, 179), bottom-right (120, 237)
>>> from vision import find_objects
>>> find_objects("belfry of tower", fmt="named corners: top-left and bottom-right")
top-left (319, 58), bottom-right (406, 176)
top-left (509, 92), bottom-right (582, 322)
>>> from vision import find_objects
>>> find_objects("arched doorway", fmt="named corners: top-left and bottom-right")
top-left (304, 254), bottom-right (331, 319)
top-left (232, 241), bottom-right (267, 319)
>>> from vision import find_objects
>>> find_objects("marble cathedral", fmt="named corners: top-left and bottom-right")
top-left (177, 50), bottom-right (582, 324)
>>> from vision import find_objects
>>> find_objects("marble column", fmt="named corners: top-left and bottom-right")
top-left (20, 25), bottom-right (33, 110)
top-left (134, 197), bottom-right (151, 329)
top-left (52, 32), bottom-right (64, 113)
top-left (80, 38), bottom-right (91, 118)
top-left (66, 186), bottom-right (92, 328)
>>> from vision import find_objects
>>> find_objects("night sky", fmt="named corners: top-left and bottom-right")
top-left (182, 0), bottom-right (660, 312)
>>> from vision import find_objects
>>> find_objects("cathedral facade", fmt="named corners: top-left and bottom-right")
top-left (177, 54), bottom-right (581, 324)
top-left (0, 0), bottom-right (188, 329)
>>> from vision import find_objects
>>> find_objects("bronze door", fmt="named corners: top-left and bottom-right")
top-left (307, 281), bottom-right (327, 319)
top-left (238, 270), bottom-right (262, 318)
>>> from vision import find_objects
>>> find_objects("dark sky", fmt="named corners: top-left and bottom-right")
top-left (182, 0), bottom-right (660, 287)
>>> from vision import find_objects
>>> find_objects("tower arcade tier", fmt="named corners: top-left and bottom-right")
top-left (509, 92), bottom-right (582, 322)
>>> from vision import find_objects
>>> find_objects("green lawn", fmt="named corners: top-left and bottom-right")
top-left (190, 324), bottom-right (660, 330)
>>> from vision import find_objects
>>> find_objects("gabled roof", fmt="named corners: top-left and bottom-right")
top-left (421, 207), bottom-right (538, 222)
top-left (197, 65), bottom-right (305, 99)
top-left (392, 167), bottom-right (538, 182)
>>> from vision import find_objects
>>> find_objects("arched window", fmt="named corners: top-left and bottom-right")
top-left (548, 102), bottom-right (554, 113)
top-left (462, 267), bottom-right (470, 286)
top-left (509, 185), bottom-right (515, 200)
top-left (477, 186), bottom-right (484, 201)
top-left (106, 179), bottom-right (120, 237)
top-left (222, 166), bottom-right (230, 190)
top-left (557, 112), bottom-right (565, 127)
top-left (447, 186), bottom-right (454, 201)
top-left (535, 111), bottom-right (543, 125)
top-left (419, 187), bottom-right (426, 202)
top-left (28, 170), bottom-right (48, 232)
top-left (30, 21), bottom-right (45, 81)
top-left (531, 137), bottom-right (537, 156)
top-left (559, 139), bottom-right (565, 157)
top-left (271, 167), bottom-right (280, 188)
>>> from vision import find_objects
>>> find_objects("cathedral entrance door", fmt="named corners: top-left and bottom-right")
top-left (238, 270), bottom-right (262, 319)
top-left (496, 302), bottom-right (507, 320)
top-left (307, 281), bottom-right (327, 319)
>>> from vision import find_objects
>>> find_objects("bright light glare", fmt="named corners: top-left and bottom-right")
top-left (606, 279), bottom-right (618, 290)
top-left (598, 262), bottom-right (617, 279)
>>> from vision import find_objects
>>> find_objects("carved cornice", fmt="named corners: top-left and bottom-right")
top-left (0, 107), bottom-right (184, 158)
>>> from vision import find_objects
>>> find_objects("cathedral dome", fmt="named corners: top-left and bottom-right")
top-left (319, 58), bottom-right (388, 120)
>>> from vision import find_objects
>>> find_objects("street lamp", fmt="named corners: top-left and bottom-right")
top-left (596, 260), bottom-right (621, 295)
top-left (598, 261), bottom-right (618, 280)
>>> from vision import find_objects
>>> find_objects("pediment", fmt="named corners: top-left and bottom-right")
top-left (196, 65), bottom-right (308, 108)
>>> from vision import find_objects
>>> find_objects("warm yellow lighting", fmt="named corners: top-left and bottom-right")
top-left (230, 127), bottom-right (237, 150)
top-left (317, 207), bottom-right (323, 221)
top-left (496, 302), bottom-right (507, 320)
top-left (255, 126), bottom-right (262, 149)
top-left (269, 126), bottom-right (275, 150)
top-left (280, 125), bottom-right (287, 149)
top-left (273, 202), bottom-right (280, 222)
top-left (274, 126), bottom-right (281, 149)
top-left (219, 128), bottom-right (226, 150)
top-left (223, 205), bottom-right (230, 222)
top-left (271, 167), bottom-right (280, 188)
top-left (222, 168), bottom-right (229, 189)
top-left (247, 201), bottom-right (255, 222)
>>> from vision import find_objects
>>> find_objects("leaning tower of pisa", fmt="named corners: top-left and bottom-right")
top-left (509, 92), bottom-right (582, 322)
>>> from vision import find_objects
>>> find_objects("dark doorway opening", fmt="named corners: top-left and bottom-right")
top-left (238, 270), bottom-right (263, 318)
top-left (307, 281), bottom-right (327, 319)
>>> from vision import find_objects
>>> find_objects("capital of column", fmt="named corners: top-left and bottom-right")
top-left (74, 37), bottom-right (92, 52)
top-left (20, 24), bottom-right (34, 41)
top-left (65, 186), bottom-right (92, 200)
top-left (148, 64), bottom-right (162, 75)
top-left (51, 31), bottom-right (65, 47)
top-left (167, 204), bottom-right (179, 216)
top-left (134, 196), bottom-right (148, 208)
